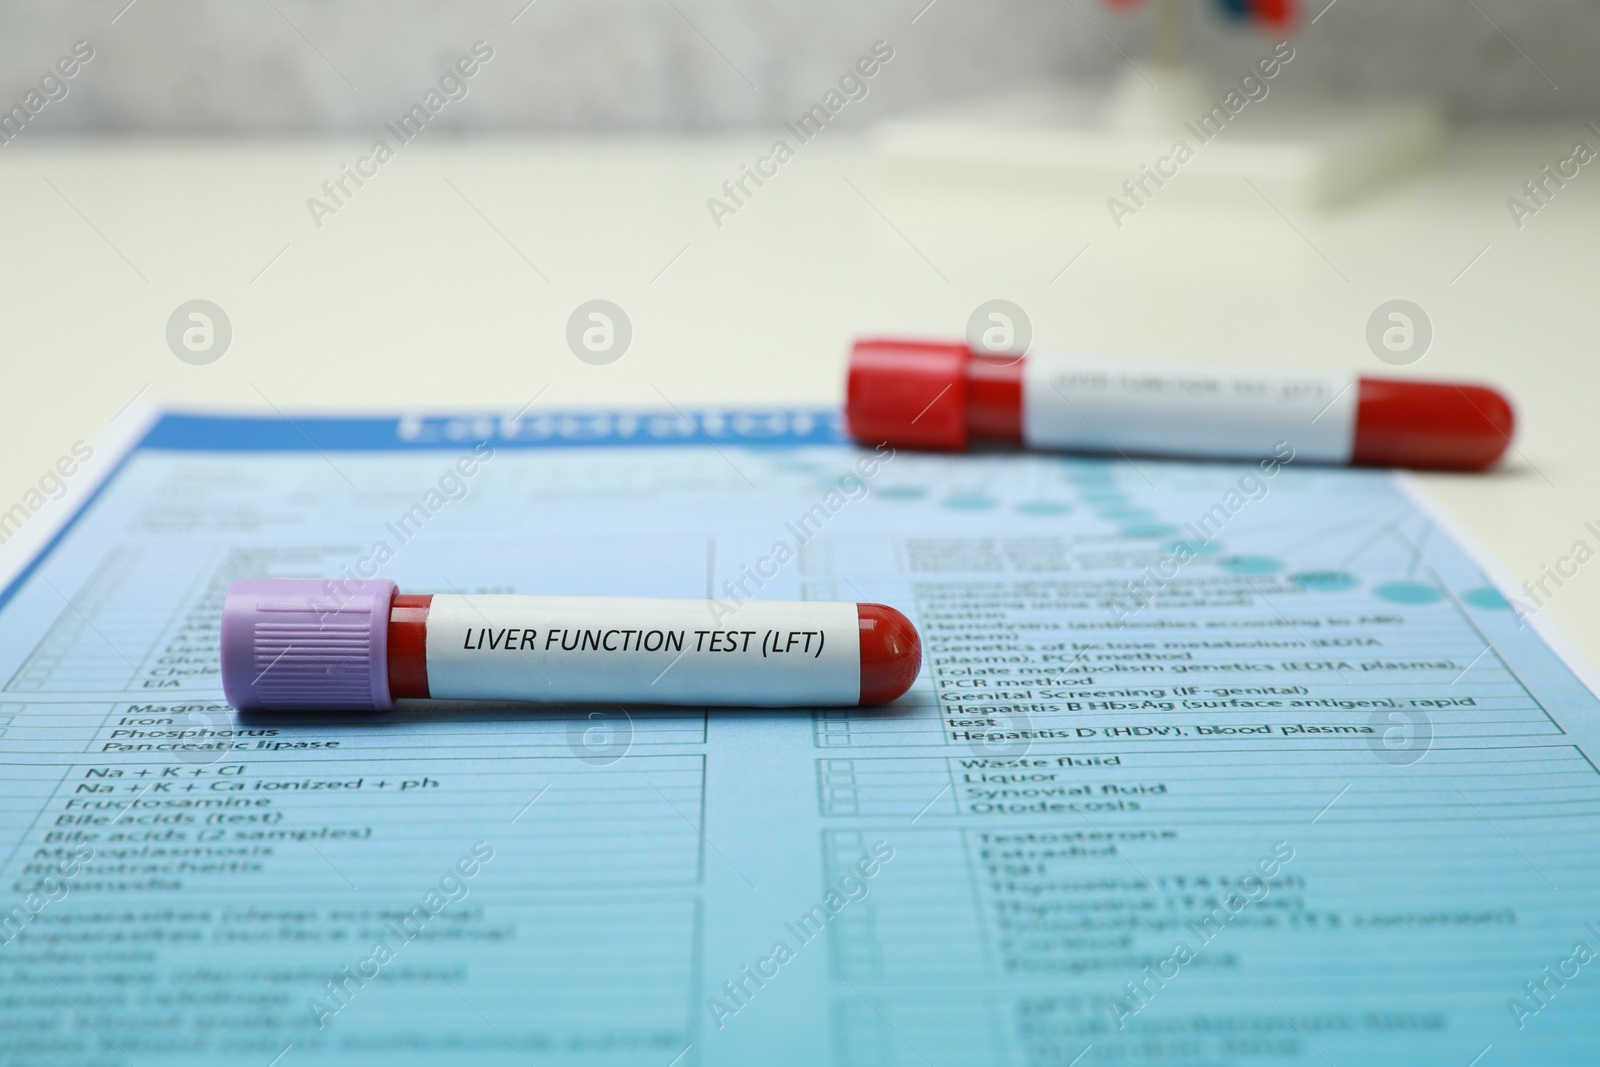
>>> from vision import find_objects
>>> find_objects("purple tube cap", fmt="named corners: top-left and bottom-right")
top-left (221, 578), bottom-right (397, 711)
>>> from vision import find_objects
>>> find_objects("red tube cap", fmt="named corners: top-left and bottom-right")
top-left (847, 339), bottom-right (970, 450)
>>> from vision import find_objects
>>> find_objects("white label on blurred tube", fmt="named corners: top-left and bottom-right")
top-left (1022, 351), bottom-right (1357, 463)
top-left (425, 595), bottom-right (861, 707)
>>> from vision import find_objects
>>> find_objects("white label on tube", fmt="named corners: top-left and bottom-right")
top-left (1022, 351), bottom-right (1358, 463)
top-left (424, 595), bottom-right (861, 707)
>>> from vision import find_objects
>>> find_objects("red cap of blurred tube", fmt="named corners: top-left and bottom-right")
top-left (845, 338), bottom-right (1515, 472)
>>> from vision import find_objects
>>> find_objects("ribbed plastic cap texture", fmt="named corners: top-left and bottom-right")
top-left (221, 578), bottom-right (396, 711)
top-left (846, 338), bottom-right (970, 450)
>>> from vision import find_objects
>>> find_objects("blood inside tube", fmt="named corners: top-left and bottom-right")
top-left (966, 355), bottom-right (1025, 442)
top-left (1352, 378), bottom-right (1514, 472)
top-left (857, 603), bottom-right (921, 705)
top-left (388, 594), bottom-right (431, 699)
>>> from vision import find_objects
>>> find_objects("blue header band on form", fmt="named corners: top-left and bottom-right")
top-left (0, 409), bottom-right (847, 615)
top-left (140, 410), bottom-right (848, 452)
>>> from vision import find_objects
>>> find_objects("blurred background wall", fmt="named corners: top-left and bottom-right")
top-left (0, 0), bottom-right (1590, 135)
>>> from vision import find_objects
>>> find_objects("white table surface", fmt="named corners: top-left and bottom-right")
top-left (0, 128), bottom-right (1595, 659)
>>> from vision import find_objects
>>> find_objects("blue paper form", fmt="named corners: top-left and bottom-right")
top-left (2, 409), bottom-right (1599, 1067)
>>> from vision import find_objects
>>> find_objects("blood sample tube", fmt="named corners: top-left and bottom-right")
top-left (220, 579), bottom-right (921, 711)
top-left (847, 338), bottom-right (1515, 471)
